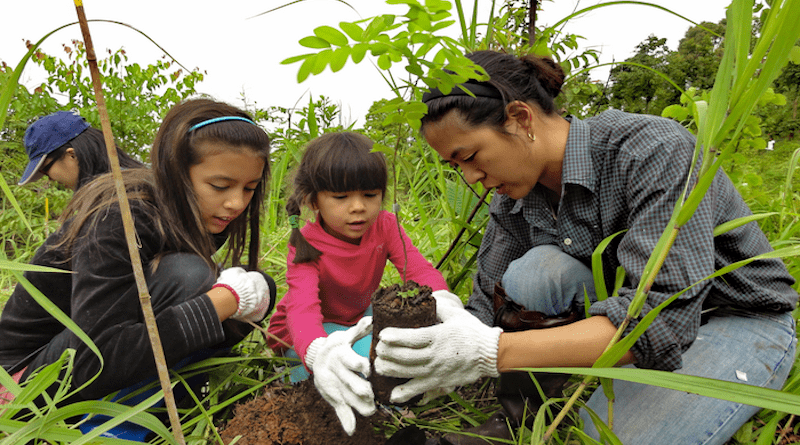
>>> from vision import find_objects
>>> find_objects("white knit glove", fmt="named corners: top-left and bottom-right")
top-left (305, 316), bottom-right (376, 436)
top-left (212, 267), bottom-right (273, 323)
top-left (432, 289), bottom-right (464, 311)
top-left (374, 302), bottom-right (502, 404)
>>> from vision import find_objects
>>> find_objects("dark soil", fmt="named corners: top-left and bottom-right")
top-left (219, 380), bottom-right (386, 445)
top-left (369, 281), bottom-right (437, 405)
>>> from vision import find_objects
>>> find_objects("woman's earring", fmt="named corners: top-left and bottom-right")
top-left (527, 130), bottom-right (536, 142)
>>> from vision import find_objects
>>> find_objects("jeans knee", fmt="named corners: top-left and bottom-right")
top-left (502, 245), bottom-right (594, 314)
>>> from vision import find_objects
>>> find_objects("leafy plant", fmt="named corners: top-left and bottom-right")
top-left (284, 0), bottom-right (800, 443)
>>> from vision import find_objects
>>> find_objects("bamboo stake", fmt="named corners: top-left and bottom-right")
top-left (71, 1), bottom-right (185, 443)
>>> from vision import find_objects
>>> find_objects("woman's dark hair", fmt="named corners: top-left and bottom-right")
top-left (420, 50), bottom-right (566, 134)
top-left (59, 127), bottom-right (144, 190)
top-left (58, 98), bottom-right (271, 271)
top-left (286, 132), bottom-right (387, 263)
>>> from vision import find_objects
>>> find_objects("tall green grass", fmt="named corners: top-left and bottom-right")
top-left (2, 0), bottom-right (800, 444)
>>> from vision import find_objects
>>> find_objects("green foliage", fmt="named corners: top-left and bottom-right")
top-left (2, 0), bottom-right (800, 444)
top-left (283, 0), bottom-right (491, 131)
top-left (27, 40), bottom-right (204, 162)
top-left (607, 36), bottom-right (677, 115)
top-left (673, 20), bottom-right (727, 90)
top-left (1, 40), bottom-right (212, 293)
top-left (757, 60), bottom-right (800, 139)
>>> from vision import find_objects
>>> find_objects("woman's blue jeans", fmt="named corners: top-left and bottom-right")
top-left (502, 245), bottom-right (797, 445)
top-left (502, 244), bottom-right (596, 315)
top-left (285, 306), bottom-right (373, 383)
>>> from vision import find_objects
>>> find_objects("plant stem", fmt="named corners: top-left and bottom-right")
top-left (436, 188), bottom-right (490, 269)
top-left (392, 126), bottom-right (409, 284)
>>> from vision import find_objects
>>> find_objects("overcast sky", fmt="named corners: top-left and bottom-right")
top-left (1, 0), bottom-right (731, 127)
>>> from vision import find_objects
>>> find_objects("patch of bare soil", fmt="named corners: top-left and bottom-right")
top-left (219, 380), bottom-right (387, 445)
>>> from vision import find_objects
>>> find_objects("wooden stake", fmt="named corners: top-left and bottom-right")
top-left (71, 1), bottom-right (185, 443)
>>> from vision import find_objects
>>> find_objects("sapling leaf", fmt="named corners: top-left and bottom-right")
top-left (352, 42), bottom-right (368, 63)
top-left (310, 49), bottom-right (333, 75)
top-left (314, 25), bottom-right (348, 46)
top-left (378, 53), bottom-right (392, 70)
top-left (330, 47), bottom-right (351, 72)
top-left (298, 36), bottom-right (330, 49)
top-left (405, 63), bottom-right (425, 77)
top-left (363, 15), bottom-right (391, 41)
top-left (430, 17), bottom-right (453, 31)
top-left (297, 57), bottom-right (315, 83)
top-left (370, 43), bottom-right (391, 56)
top-left (339, 21), bottom-right (364, 41)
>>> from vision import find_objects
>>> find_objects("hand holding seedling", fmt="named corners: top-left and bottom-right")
top-left (375, 301), bottom-right (502, 404)
top-left (305, 316), bottom-right (376, 436)
top-left (431, 289), bottom-right (464, 312)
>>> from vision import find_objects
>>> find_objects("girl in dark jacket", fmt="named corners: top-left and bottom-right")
top-left (0, 99), bottom-right (276, 433)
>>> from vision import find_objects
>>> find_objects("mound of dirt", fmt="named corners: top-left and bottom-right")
top-left (219, 379), bottom-right (387, 445)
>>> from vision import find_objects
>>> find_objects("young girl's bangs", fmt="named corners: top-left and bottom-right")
top-left (319, 147), bottom-right (387, 194)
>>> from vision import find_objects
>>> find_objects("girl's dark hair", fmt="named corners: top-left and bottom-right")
top-left (286, 132), bottom-right (387, 263)
top-left (152, 98), bottom-right (271, 270)
top-left (54, 168), bottom-right (161, 261)
top-left (55, 127), bottom-right (144, 190)
top-left (420, 50), bottom-right (566, 134)
top-left (58, 98), bottom-right (271, 271)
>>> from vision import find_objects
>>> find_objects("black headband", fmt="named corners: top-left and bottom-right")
top-left (422, 82), bottom-right (503, 103)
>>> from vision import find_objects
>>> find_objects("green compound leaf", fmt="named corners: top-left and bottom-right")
top-left (299, 36), bottom-right (330, 49)
top-left (314, 25), bottom-right (348, 47)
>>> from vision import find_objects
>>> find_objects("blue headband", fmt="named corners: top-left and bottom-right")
top-left (187, 116), bottom-right (257, 132)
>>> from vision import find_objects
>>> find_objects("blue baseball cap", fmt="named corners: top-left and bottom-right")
top-left (19, 111), bottom-right (90, 185)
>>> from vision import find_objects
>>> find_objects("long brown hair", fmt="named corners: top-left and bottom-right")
top-left (286, 132), bottom-right (386, 263)
top-left (57, 98), bottom-right (271, 271)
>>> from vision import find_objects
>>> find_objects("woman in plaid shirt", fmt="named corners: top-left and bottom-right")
top-left (374, 50), bottom-right (798, 445)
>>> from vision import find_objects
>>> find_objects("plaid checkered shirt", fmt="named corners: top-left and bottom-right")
top-left (467, 110), bottom-right (798, 371)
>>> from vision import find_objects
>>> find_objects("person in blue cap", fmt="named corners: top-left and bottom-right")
top-left (18, 111), bottom-right (143, 191)
top-left (2, 100), bottom-right (276, 441)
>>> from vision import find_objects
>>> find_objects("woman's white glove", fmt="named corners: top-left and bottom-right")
top-left (374, 301), bottom-right (502, 404)
top-left (305, 316), bottom-right (376, 436)
top-left (212, 267), bottom-right (274, 322)
top-left (432, 289), bottom-right (464, 311)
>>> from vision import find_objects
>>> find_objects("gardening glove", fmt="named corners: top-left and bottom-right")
top-left (212, 267), bottom-right (275, 323)
top-left (402, 290), bottom-right (466, 403)
top-left (305, 316), bottom-right (376, 436)
top-left (374, 303), bottom-right (502, 404)
top-left (432, 289), bottom-right (464, 311)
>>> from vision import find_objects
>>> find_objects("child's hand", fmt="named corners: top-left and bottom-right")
top-left (213, 267), bottom-right (275, 322)
top-left (305, 317), bottom-right (375, 436)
